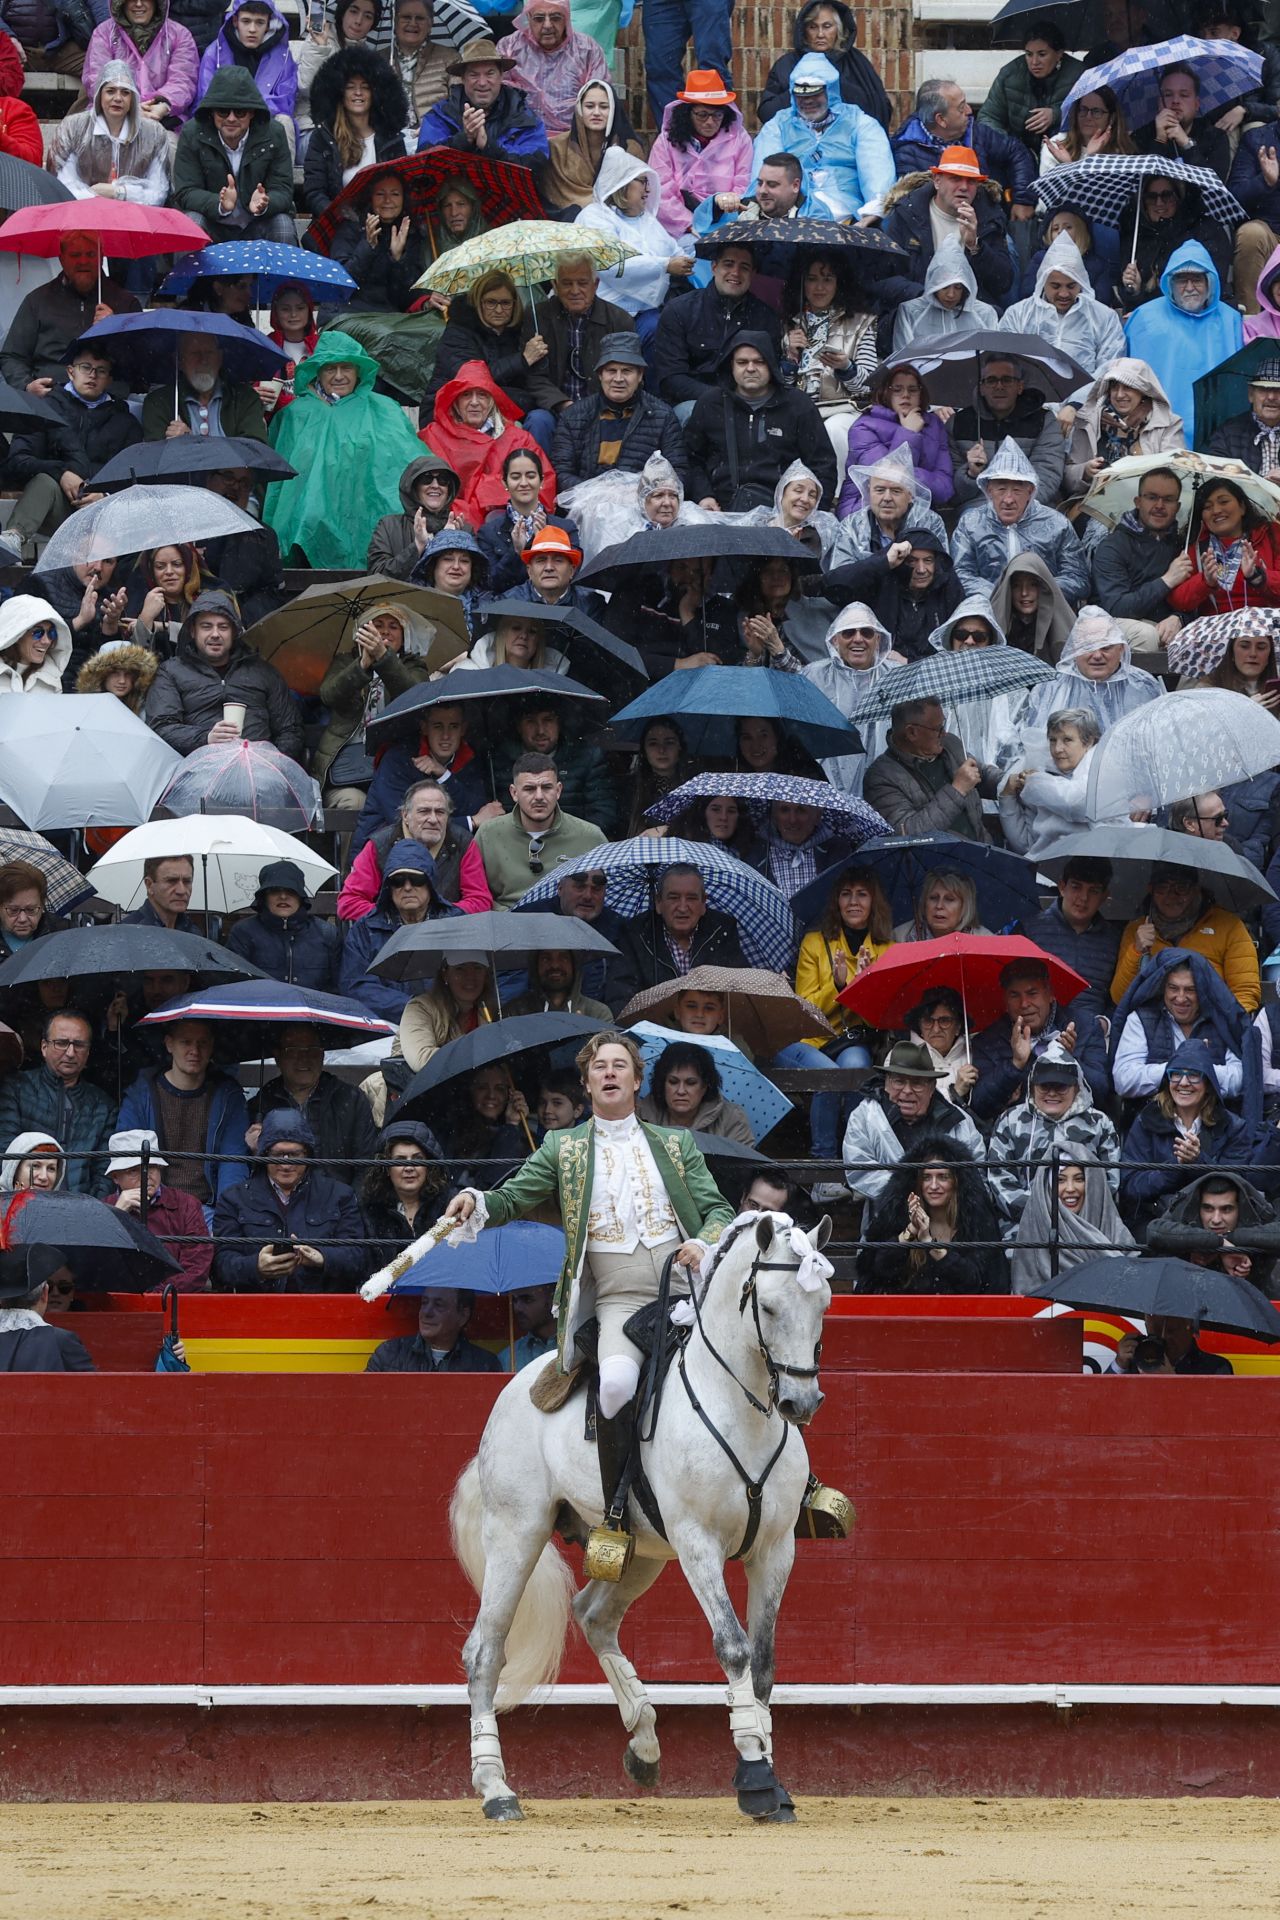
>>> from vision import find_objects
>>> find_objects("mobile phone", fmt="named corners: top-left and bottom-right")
top-left (308, 1), bottom-right (325, 31)
top-left (269, 1241), bottom-right (293, 1257)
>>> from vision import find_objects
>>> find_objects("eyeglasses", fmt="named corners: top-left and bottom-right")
top-left (46, 1037), bottom-right (88, 1051)
top-left (70, 361), bottom-right (110, 377)
top-left (1139, 490), bottom-right (1181, 506)
top-left (1076, 102), bottom-right (1110, 118)
top-left (982, 372), bottom-right (1018, 384)
top-left (1168, 1072), bottom-right (1205, 1087)
top-left (1145, 187), bottom-right (1178, 203)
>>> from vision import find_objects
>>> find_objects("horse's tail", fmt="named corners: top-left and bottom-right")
top-left (449, 1455), bottom-right (575, 1710)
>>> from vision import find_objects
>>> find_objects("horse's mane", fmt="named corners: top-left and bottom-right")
top-left (700, 1210), bottom-right (798, 1293)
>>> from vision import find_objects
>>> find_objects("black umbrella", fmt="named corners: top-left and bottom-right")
top-left (477, 599), bottom-right (647, 700)
top-left (1036, 827), bottom-right (1275, 918)
top-left (397, 1011), bottom-right (604, 1119)
top-left (0, 376), bottom-right (63, 429)
top-left (0, 153), bottom-right (74, 213)
top-left (882, 330), bottom-right (1093, 406)
top-left (577, 522), bottom-right (824, 587)
top-left (0, 926), bottom-right (269, 993)
top-left (89, 436), bottom-right (298, 492)
top-left (1021, 1254), bottom-right (1280, 1342)
top-left (364, 666), bottom-right (606, 751)
top-left (9, 1193), bottom-right (180, 1292)
top-left (694, 214), bottom-right (908, 264)
top-left (689, 1130), bottom-right (766, 1165)
top-left (991, 0), bottom-right (1190, 41)
top-left (368, 910), bottom-right (619, 984)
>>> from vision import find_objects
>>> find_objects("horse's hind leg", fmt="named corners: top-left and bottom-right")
top-left (461, 1510), bottom-right (555, 1822)
top-left (574, 1556), bottom-right (668, 1789)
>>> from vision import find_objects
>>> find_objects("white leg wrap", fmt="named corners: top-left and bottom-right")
top-left (727, 1675), bottom-right (766, 1758)
top-left (600, 1650), bottom-right (649, 1734)
top-left (470, 1713), bottom-right (506, 1790)
top-left (755, 1697), bottom-right (773, 1761)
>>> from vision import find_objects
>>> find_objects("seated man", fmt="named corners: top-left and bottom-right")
top-left (862, 698), bottom-right (985, 842)
top-left (988, 1045), bottom-right (1120, 1229)
top-left (603, 862), bottom-right (746, 1008)
top-left (0, 232), bottom-right (138, 396)
top-left (196, 0), bottom-right (299, 159)
top-left (495, 0), bottom-right (606, 136)
top-left (685, 332), bottom-right (836, 511)
top-left (519, 254), bottom-right (636, 419)
top-left (753, 51), bottom-right (893, 221)
top-left (170, 67), bottom-right (296, 243)
top-left (1146, 1170), bottom-right (1280, 1297)
top-left (881, 144), bottom-right (1014, 312)
top-left (1110, 866), bottom-right (1261, 1012)
top-left (505, 947), bottom-right (612, 1023)
top-left (245, 1024), bottom-right (379, 1186)
top-left (551, 333), bottom-right (687, 494)
top-left (0, 340), bottom-right (141, 564)
top-left (490, 698), bottom-right (619, 836)
top-left (500, 1280), bottom-right (558, 1370)
top-left (352, 698), bottom-right (491, 856)
top-left (1113, 951), bottom-right (1246, 1104)
top-left (122, 856), bottom-right (204, 934)
top-left (950, 436), bottom-right (1090, 603)
top-left (1089, 462), bottom-right (1187, 650)
top-left (473, 753), bottom-right (606, 910)
top-left (224, 860), bottom-right (339, 992)
top-left (366, 1285), bottom-right (503, 1371)
top-left (758, 798), bottom-right (852, 895)
top-left (0, 1247), bottom-right (94, 1372)
top-left (145, 591), bottom-right (304, 763)
top-left (949, 354), bottom-right (1066, 508)
top-left (502, 523), bottom-right (606, 617)
top-left (197, 464), bottom-right (287, 628)
top-left (141, 333), bottom-right (268, 442)
top-left (970, 958), bottom-right (1111, 1125)
top-left (840, 1039), bottom-right (983, 1203)
top-left (652, 243), bottom-right (781, 417)
top-left (117, 1017), bottom-right (249, 1212)
top-left (1205, 360), bottom-right (1280, 471)
top-left (212, 1110), bottom-right (366, 1292)
top-left (1134, 60), bottom-right (1230, 182)
top-left (339, 839), bottom-right (459, 1022)
top-left (895, 75), bottom-right (1035, 213)
top-left (1017, 859), bottom-right (1121, 1021)
top-left (1111, 1315), bottom-right (1233, 1374)
top-left (0, 1010), bottom-right (116, 1196)
top-left (690, 151), bottom-right (837, 274)
top-left (1001, 232), bottom-right (1126, 382)
top-left (105, 1127), bottom-right (213, 1291)
top-left (416, 37), bottom-right (548, 163)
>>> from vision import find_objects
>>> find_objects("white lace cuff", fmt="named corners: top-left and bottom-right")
top-left (446, 1188), bottom-right (489, 1246)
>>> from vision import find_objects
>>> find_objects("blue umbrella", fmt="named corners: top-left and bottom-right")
top-left (612, 667), bottom-right (860, 761)
top-left (158, 240), bottom-right (358, 305)
top-left (644, 771), bottom-right (890, 842)
top-left (78, 310), bottom-right (288, 386)
top-left (790, 834), bottom-right (1042, 934)
top-left (389, 1220), bottom-right (565, 1296)
top-left (630, 1021), bottom-right (791, 1143)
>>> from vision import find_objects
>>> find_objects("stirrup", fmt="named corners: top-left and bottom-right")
top-left (795, 1472), bottom-right (854, 1541)
top-left (584, 1519), bottom-right (635, 1582)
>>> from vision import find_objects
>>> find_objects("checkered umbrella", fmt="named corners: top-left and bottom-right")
top-left (1058, 34), bottom-right (1262, 131)
top-left (1034, 154), bottom-right (1245, 233)
top-left (1166, 608), bottom-right (1280, 680)
top-left (307, 148), bottom-right (546, 259)
top-left (643, 772), bottom-right (890, 843)
top-left (844, 647), bottom-right (1057, 728)
top-left (0, 828), bottom-right (94, 915)
top-left (515, 835), bottom-right (798, 974)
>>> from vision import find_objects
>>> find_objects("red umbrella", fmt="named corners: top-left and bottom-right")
top-left (838, 934), bottom-right (1089, 1032)
top-left (306, 147), bottom-right (544, 257)
top-left (0, 201), bottom-right (210, 261)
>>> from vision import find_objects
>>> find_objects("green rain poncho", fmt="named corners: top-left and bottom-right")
top-left (263, 330), bottom-right (425, 569)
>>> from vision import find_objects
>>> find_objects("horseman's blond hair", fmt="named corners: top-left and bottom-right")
top-left (574, 1030), bottom-right (644, 1087)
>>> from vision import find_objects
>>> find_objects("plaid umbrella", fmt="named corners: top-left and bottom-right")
top-left (882, 330), bottom-right (1091, 406)
top-left (845, 648), bottom-right (1057, 728)
top-left (516, 835), bottom-right (798, 974)
top-left (157, 240), bottom-right (357, 305)
top-left (416, 221), bottom-right (638, 301)
top-left (0, 828), bottom-right (94, 915)
top-left (1079, 451), bottom-right (1280, 529)
top-left (307, 148), bottom-right (545, 259)
top-left (1166, 608), bottom-right (1280, 680)
top-left (1034, 153), bottom-right (1245, 233)
top-left (644, 771), bottom-right (890, 843)
top-left (1059, 34), bottom-right (1262, 130)
top-left (618, 965), bottom-right (834, 1056)
top-left (693, 215), bottom-right (908, 265)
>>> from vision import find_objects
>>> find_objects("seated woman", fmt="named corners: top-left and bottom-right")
top-left (1183, 619), bottom-right (1280, 708)
top-left (1064, 358), bottom-right (1185, 501)
top-left (732, 554), bottom-right (826, 670)
top-left (1041, 84), bottom-right (1134, 175)
top-left (436, 1061), bottom-right (530, 1176)
top-left (1166, 478), bottom-right (1280, 618)
top-left (635, 1040), bottom-right (755, 1145)
top-left (294, 0), bottom-right (381, 153)
top-left (626, 716), bottom-right (690, 835)
top-left (794, 864), bottom-right (893, 1179)
top-left (674, 792), bottom-right (765, 867)
top-left (647, 73), bottom-right (751, 237)
top-left (399, 955), bottom-right (500, 1072)
top-left (736, 712), bottom-right (823, 780)
top-left (125, 543), bottom-right (221, 657)
top-left (826, 445), bottom-right (947, 569)
top-left (574, 149), bottom-right (695, 343)
top-left (302, 44), bottom-right (408, 217)
top-left (561, 452), bottom-right (716, 563)
top-left (0, 1130), bottom-right (66, 1243)
top-left (541, 79), bottom-right (644, 216)
top-left (857, 1139), bottom-right (1006, 1294)
top-left (780, 251), bottom-right (879, 473)
top-left (329, 170), bottom-right (430, 315)
top-left (428, 176), bottom-right (489, 269)
top-left (1008, 1155), bottom-right (1134, 1296)
top-left (989, 551), bottom-right (1076, 658)
top-left (840, 362), bottom-right (953, 513)
top-left (75, 638), bottom-right (158, 715)
top-left (1112, 948), bottom-right (1248, 1106)
top-left (906, 985), bottom-right (976, 1106)
top-left (0, 597), bottom-right (72, 697)
top-left (604, 555), bottom-right (740, 679)
top-left (409, 527), bottom-right (490, 642)
top-left (999, 706), bottom-right (1102, 860)
top-left (422, 271), bottom-right (556, 456)
top-left (264, 333), bottom-right (427, 569)
top-left (1014, 605), bottom-right (1162, 747)
top-left (419, 360), bottom-right (557, 532)
top-left (455, 605), bottom-right (568, 675)
top-left (476, 449), bottom-right (554, 594)
top-left (892, 233), bottom-right (999, 355)
top-left (893, 868), bottom-right (988, 944)
top-left (1120, 1043), bottom-right (1254, 1234)
top-left (739, 460), bottom-right (840, 564)
top-left (315, 600), bottom-right (438, 806)
top-left (1110, 865), bottom-right (1262, 1013)
top-left (360, 1119), bottom-right (458, 1268)
top-left (82, 0), bottom-right (199, 128)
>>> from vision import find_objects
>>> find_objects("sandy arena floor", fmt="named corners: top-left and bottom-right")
top-left (2, 1797), bottom-right (1279, 1920)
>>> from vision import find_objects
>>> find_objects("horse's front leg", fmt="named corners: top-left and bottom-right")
top-left (574, 1555), bottom-right (668, 1789)
top-left (743, 1529), bottom-right (798, 1820)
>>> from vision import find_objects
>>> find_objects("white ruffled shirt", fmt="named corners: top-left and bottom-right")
top-left (585, 1113), bottom-right (679, 1254)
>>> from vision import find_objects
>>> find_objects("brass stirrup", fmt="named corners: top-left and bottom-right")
top-left (584, 1522), bottom-right (635, 1582)
top-left (796, 1473), bottom-right (854, 1541)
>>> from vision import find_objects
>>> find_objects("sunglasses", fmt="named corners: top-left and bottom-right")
top-left (389, 874), bottom-right (429, 889)
top-left (26, 625), bottom-right (58, 642)
top-left (952, 628), bottom-right (991, 642)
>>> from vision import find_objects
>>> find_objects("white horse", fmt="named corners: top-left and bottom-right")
top-left (448, 1210), bottom-right (834, 1823)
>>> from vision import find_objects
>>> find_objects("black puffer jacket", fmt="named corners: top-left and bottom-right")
top-left (144, 589), bottom-right (304, 761)
top-left (757, 0), bottom-right (892, 127)
top-left (329, 211), bottom-right (429, 314)
top-left (223, 861), bottom-right (340, 991)
top-left (302, 47), bottom-right (410, 217)
top-left (422, 294), bottom-right (543, 416)
top-left (684, 330), bottom-right (837, 509)
top-left (5, 385), bottom-right (141, 490)
top-left (550, 389), bottom-right (687, 493)
top-left (819, 528), bottom-right (961, 663)
top-left (167, 0), bottom-right (227, 51)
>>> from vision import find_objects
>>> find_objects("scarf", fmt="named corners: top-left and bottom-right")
top-left (124, 10), bottom-right (164, 53)
top-left (1150, 893), bottom-right (1206, 942)
top-left (1117, 506), bottom-right (1151, 536)
top-left (1254, 414), bottom-right (1280, 479)
top-left (1098, 398), bottom-right (1147, 466)
top-left (506, 501), bottom-right (540, 549)
top-left (1207, 531), bottom-right (1244, 593)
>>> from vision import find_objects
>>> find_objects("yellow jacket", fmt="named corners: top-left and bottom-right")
top-left (794, 928), bottom-right (895, 1046)
top-left (1110, 910), bottom-right (1261, 1013)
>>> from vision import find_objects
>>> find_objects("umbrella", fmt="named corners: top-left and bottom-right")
top-left (618, 965), bottom-right (834, 1056)
top-left (78, 310), bottom-right (288, 387)
top-left (692, 215), bottom-right (908, 266)
top-left (243, 576), bottom-right (471, 699)
top-left (307, 146), bottom-right (545, 258)
top-left (364, 666), bottom-right (606, 752)
top-left (611, 667), bottom-right (860, 762)
top-left (88, 817), bottom-right (336, 916)
top-left (136, 979), bottom-right (395, 1053)
top-left (396, 1011), bottom-right (605, 1118)
top-left (689, 1130), bottom-right (767, 1168)
top-left (0, 376), bottom-right (63, 429)
top-left (1058, 34), bottom-right (1262, 132)
top-left (1165, 607), bottom-right (1280, 680)
top-left (366, 910), bottom-right (618, 984)
top-left (1020, 1252), bottom-right (1280, 1343)
top-left (0, 692), bottom-right (181, 829)
top-left (8, 1192), bottom-right (179, 1292)
top-left (89, 436), bottom-right (297, 492)
top-left (157, 239), bottom-right (357, 305)
top-left (791, 834), bottom-right (1044, 933)
top-left (415, 220), bottom-right (638, 306)
top-left (0, 828), bottom-right (95, 915)
top-left (37, 484), bottom-right (261, 574)
top-left (476, 599), bottom-right (647, 701)
top-left (643, 771), bottom-right (890, 844)
top-left (990, 0), bottom-right (1179, 42)
top-left (158, 742), bottom-right (322, 833)
top-left (1033, 153), bottom-right (1245, 238)
top-left (578, 520), bottom-right (822, 587)
top-left (1192, 340), bottom-right (1280, 455)
top-left (0, 153), bottom-right (73, 213)
top-left (839, 933), bottom-right (1088, 1032)
top-left (1078, 450), bottom-right (1280, 530)
top-left (844, 647), bottom-right (1057, 729)
top-left (0, 200), bottom-right (208, 262)
top-left (389, 1220), bottom-right (564, 1298)
top-left (0, 925), bottom-right (268, 994)
top-left (882, 329), bottom-right (1092, 406)
top-left (1035, 826), bottom-right (1275, 917)
top-left (1085, 689), bottom-right (1280, 822)
top-left (630, 1020), bottom-right (790, 1142)
top-left (517, 835), bottom-right (799, 975)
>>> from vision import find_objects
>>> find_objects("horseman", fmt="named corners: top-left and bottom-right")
top-left (442, 1028), bottom-right (736, 1576)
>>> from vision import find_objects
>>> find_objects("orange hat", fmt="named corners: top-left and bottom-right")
top-left (522, 523), bottom-right (583, 566)
top-left (931, 144), bottom-right (988, 182)
top-left (677, 69), bottom-right (736, 106)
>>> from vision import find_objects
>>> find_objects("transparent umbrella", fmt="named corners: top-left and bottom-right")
top-left (37, 485), bottom-right (260, 573)
top-left (159, 742), bottom-right (322, 832)
top-left (1085, 689), bottom-right (1280, 821)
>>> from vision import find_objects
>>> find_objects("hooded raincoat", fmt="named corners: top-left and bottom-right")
top-left (950, 435), bottom-right (1091, 603)
top-left (197, 0), bottom-right (297, 121)
top-left (987, 1042), bottom-right (1121, 1226)
top-left (989, 551), bottom-right (1077, 657)
top-left (0, 594), bottom-right (71, 696)
top-left (495, 0), bottom-right (606, 136)
top-left (1007, 1152), bottom-right (1133, 1294)
top-left (338, 837), bottom-right (462, 1022)
top-left (1013, 603), bottom-right (1161, 752)
top-left (890, 234), bottom-right (999, 353)
top-left (1124, 239), bottom-right (1243, 447)
top-left (739, 458), bottom-right (842, 563)
top-left (926, 593), bottom-right (1022, 772)
top-left (684, 327), bottom-right (838, 509)
top-left (647, 95), bottom-right (753, 239)
top-left (1120, 1040), bottom-right (1256, 1231)
top-left (366, 451), bottom-right (461, 579)
top-left (802, 601), bottom-right (897, 793)
top-left (827, 442), bottom-right (948, 569)
top-left (750, 51), bottom-right (894, 221)
top-left (575, 146), bottom-right (679, 316)
top-left (1111, 944), bottom-right (1252, 1112)
top-left (265, 332), bottom-right (425, 569)
top-left (50, 58), bottom-right (171, 203)
top-left (83, 0), bottom-right (200, 123)
top-left (420, 359), bottom-right (556, 529)
top-left (1243, 239), bottom-right (1280, 344)
top-left (144, 587), bottom-right (303, 758)
top-left (1001, 232), bottom-right (1126, 381)
top-left (1064, 355), bottom-right (1186, 498)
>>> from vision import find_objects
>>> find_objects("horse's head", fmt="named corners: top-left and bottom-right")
top-left (739, 1211), bottom-right (833, 1427)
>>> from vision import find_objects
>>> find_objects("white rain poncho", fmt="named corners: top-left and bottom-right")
top-left (575, 148), bottom-right (678, 314)
top-left (736, 459), bottom-right (842, 562)
top-left (1001, 231), bottom-right (1126, 381)
top-left (925, 592), bottom-right (1023, 772)
top-left (1014, 603), bottom-right (1163, 761)
top-left (827, 443), bottom-right (947, 568)
top-left (891, 234), bottom-right (1000, 353)
top-left (951, 435), bottom-right (1092, 602)
top-left (802, 600), bottom-right (899, 792)
top-left (559, 452), bottom-right (716, 559)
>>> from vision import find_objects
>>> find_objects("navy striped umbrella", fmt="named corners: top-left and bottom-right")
top-left (137, 981), bottom-right (395, 1056)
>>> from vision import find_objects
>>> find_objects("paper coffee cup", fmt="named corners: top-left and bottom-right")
top-left (223, 703), bottom-right (246, 735)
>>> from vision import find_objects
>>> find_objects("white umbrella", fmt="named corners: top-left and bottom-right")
top-left (87, 815), bottom-right (336, 914)
top-left (0, 692), bottom-right (181, 828)
top-left (1085, 689), bottom-right (1280, 822)
top-left (1079, 451), bottom-right (1280, 532)
top-left (37, 484), bottom-right (260, 572)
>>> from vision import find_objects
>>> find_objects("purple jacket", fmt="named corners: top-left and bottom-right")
top-left (839, 404), bottom-right (954, 513)
top-left (83, 0), bottom-right (200, 121)
top-left (197, 0), bottom-right (297, 120)
top-left (648, 99), bottom-right (754, 240)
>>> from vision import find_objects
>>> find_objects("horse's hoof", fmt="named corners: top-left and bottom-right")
top-left (624, 1745), bottom-right (661, 1790)
top-left (483, 1795), bottom-right (523, 1822)
top-left (758, 1786), bottom-right (797, 1824)
top-left (734, 1755), bottom-right (785, 1820)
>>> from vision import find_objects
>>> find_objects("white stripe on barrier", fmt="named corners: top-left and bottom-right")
top-left (1, 1684), bottom-right (1278, 1709)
